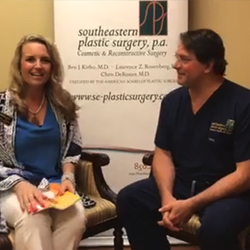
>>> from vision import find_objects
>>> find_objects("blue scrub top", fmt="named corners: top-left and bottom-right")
top-left (155, 79), bottom-right (250, 183)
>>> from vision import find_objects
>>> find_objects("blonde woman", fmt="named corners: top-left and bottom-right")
top-left (0, 34), bottom-right (86, 250)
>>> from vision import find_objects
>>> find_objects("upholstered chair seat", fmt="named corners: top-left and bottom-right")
top-left (6, 152), bottom-right (123, 250)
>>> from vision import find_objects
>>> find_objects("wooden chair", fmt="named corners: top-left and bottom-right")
top-left (6, 151), bottom-right (123, 250)
top-left (0, 233), bottom-right (12, 250)
top-left (142, 152), bottom-right (250, 250)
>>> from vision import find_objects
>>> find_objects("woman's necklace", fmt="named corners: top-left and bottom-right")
top-left (27, 95), bottom-right (45, 126)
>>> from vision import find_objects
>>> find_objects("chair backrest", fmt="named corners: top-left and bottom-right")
top-left (142, 152), bottom-right (154, 177)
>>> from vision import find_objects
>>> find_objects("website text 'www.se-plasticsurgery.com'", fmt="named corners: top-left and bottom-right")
top-left (73, 92), bottom-right (165, 104)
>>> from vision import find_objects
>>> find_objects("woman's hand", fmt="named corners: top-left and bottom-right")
top-left (58, 180), bottom-right (75, 195)
top-left (13, 181), bottom-right (48, 213)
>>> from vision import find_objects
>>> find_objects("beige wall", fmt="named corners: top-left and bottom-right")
top-left (0, 0), bottom-right (249, 90)
top-left (0, 0), bottom-right (53, 90)
top-left (189, 0), bottom-right (250, 88)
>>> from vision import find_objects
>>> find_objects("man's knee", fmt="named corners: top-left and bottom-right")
top-left (198, 197), bottom-right (250, 246)
top-left (117, 178), bottom-right (160, 220)
top-left (198, 218), bottom-right (237, 243)
top-left (116, 183), bottom-right (138, 217)
top-left (116, 179), bottom-right (153, 219)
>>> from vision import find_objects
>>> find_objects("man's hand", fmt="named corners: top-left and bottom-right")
top-left (158, 196), bottom-right (180, 231)
top-left (158, 211), bottom-right (181, 232)
top-left (158, 199), bottom-right (195, 230)
top-left (58, 180), bottom-right (75, 195)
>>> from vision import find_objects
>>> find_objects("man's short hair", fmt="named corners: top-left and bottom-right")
top-left (180, 28), bottom-right (228, 75)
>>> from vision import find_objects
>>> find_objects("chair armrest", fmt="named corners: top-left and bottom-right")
top-left (81, 151), bottom-right (110, 166)
top-left (142, 152), bottom-right (154, 166)
top-left (79, 151), bottom-right (116, 204)
top-left (0, 233), bottom-right (12, 250)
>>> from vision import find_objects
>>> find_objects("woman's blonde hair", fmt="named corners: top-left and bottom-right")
top-left (9, 34), bottom-right (79, 121)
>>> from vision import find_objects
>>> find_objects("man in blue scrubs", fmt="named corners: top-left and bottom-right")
top-left (116, 29), bottom-right (250, 250)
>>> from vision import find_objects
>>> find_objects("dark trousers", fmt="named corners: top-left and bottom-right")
top-left (116, 176), bottom-right (250, 250)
